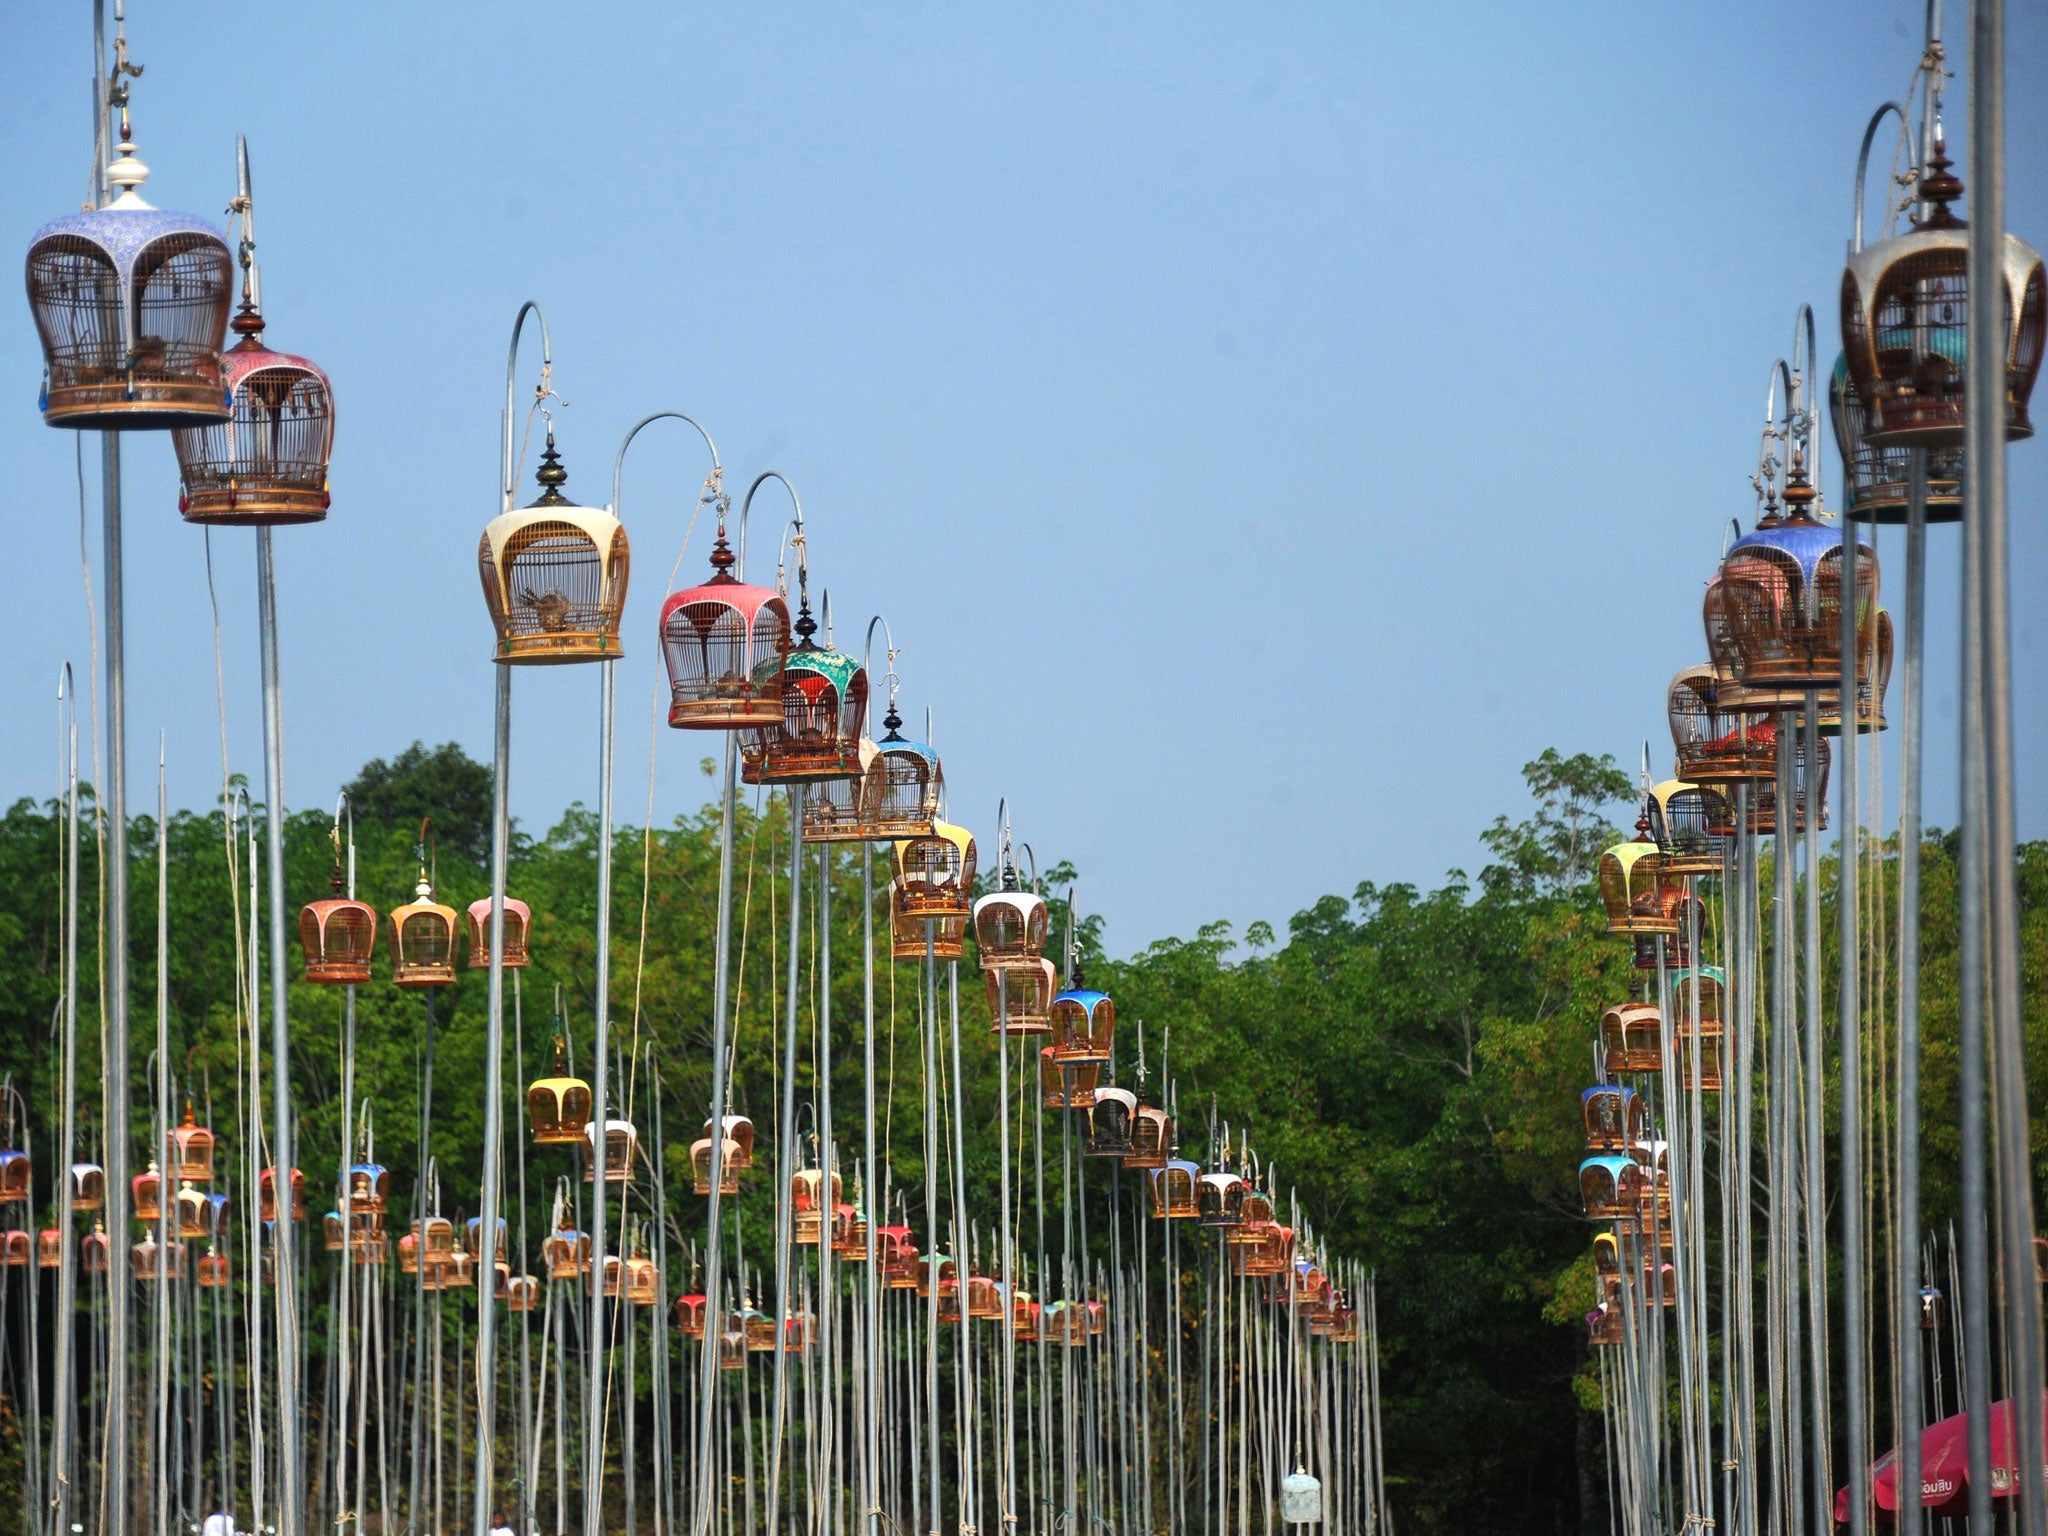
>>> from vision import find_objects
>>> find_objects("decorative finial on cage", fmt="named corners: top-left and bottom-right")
top-left (1917, 116), bottom-right (1964, 226)
top-left (532, 429), bottom-right (570, 508)
top-left (328, 823), bottom-right (346, 895)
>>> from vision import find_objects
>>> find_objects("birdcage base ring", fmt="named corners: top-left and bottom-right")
top-left (43, 381), bottom-right (232, 432)
top-left (494, 633), bottom-right (625, 665)
top-left (180, 484), bottom-right (329, 526)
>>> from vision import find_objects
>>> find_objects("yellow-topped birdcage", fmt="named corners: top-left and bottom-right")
top-left (529, 1039), bottom-right (593, 1147)
top-left (892, 823), bottom-right (977, 923)
top-left (661, 522), bottom-right (790, 730)
top-left (1600, 1002), bottom-right (1663, 1073)
top-left (389, 822), bottom-right (458, 988)
top-left (1039, 1049), bottom-right (1100, 1111)
top-left (479, 431), bottom-right (630, 664)
top-left (466, 896), bottom-right (532, 969)
top-left (1597, 841), bottom-right (1684, 938)
top-left (26, 112), bottom-right (234, 430)
top-left (170, 1104), bottom-right (214, 1182)
top-left (1839, 129), bottom-right (2043, 449)
top-left (260, 1166), bottom-right (305, 1222)
top-left (1648, 780), bottom-right (1731, 876)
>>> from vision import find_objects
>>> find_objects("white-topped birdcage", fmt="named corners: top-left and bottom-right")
top-left (479, 433), bottom-right (630, 664)
top-left (1830, 352), bottom-right (1965, 524)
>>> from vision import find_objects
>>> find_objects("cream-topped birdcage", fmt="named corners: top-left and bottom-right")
top-left (479, 434), bottom-right (630, 664)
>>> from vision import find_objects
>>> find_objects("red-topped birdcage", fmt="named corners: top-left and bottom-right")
top-left (1839, 131), bottom-right (2044, 449)
top-left (389, 825), bottom-right (458, 988)
top-left (1820, 609), bottom-right (1893, 736)
top-left (878, 1225), bottom-right (921, 1289)
top-left (1831, 353), bottom-right (1967, 524)
top-left (1233, 1223), bottom-right (1293, 1279)
top-left (584, 1115), bottom-right (639, 1184)
top-left (169, 1105), bottom-right (213, 1182)
top-left (1040, 1050), bottom-right (1100, 1111)
top-left (1127, 1106), bottom-right (1175, 1171)
top-left (196, 1248), bottom-right (231, 1288)
top-left (172, 303), bottom-right (335, 524)
top-left (792, 1167), bottom-right (840, 1247)
top-left (302, 829), bottom-right (378, 984)
top-left (37, 1229), bottom-right (61, 1271)
top-left (1149, 1160), bottom-right (1201, 1220)
top-left (131, 1160), bottom-right (163, 1222)
top-left (831, 1201), bottom-right (870, 1260)
top-left (1648, 780), bottom-right (1731, 877)
top-left (1668, 665), bottom-right (1777, 787)
top-left (479, 432), bottom-right (630, 664)
top-left (1597, 842), bottom-right (1684, 938)
top-left (1084, 1088), bottom-right (1137, 1159)
top-left (260, 1166), bottom-right (305, 1222)
top-left (660, 526), bottom-right (790, 730)
top-left (1600, 1003), bottom-right (1663, 1073)
top-left (1582, 1085), bottom-right (1645, 1151)
top-left (465, 896), bottom-right (532, 969)
top-left (741, 580), bottom-right (867, 783)
top-left (26, 126), bottom-right (233, 431)
top-left (676, 1293), bottom-right (710, 1339)
top-left (528, 1041), bottom-right (592, 1146)
top-left (82, 1226), bottom-right (111, 1274)
top-left (1716, 474), bottom-right (1879, 693)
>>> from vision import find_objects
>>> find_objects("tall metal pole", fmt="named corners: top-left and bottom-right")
top-left (1840, 504), bottom-right (1870, 1536)
top-left (584, 654), bottom-right (619, 1536)
top-left (1896, 454), bottom-right (1928, 1536)
top-left (51, 669), bottom-right (79, 1536)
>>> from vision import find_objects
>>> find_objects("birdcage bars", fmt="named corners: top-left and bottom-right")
top-left (1149, 1160), bottom-right (1201, 1220)
top-left (1084, 1088), bottom-right (1138, 1159)
top-left (892, 824), bottom-right (977, 920)
top-left (1831, 353), bottom-right (1967, 523)
top-left (1039, 1050), bottom-right (1100, 1111)
top-left (543, 1226), bottom-right (591, 1281)
top-left (583, 1116), bottom-right (638, 1184)
top-left (676, 1293), bottom-right (710, 1339)
top-left (1820, 609), bottom-right (1894, 736)
top-left (1126, 1106), bottom-right (1175, 1171)
top-left (528, 1044), bottom-right (592, 1146)
top-left (1049, 989), bottom-right (1114, 1064)
top-left (169, 1105), bottom-right (213, 1181)
top-left (173, 337), bottom-right (335, 525)
top-left (792, 1167), bottom-right (841, 1246)
top-left (985, 959), bottom-right (1058, 1036)
top-left (878, 1226), bottom-right (921, 1289)
top-left (1649, 781), bottom-right (1731, 876)
top-left (1579, 1156), bottom-right (1640, 1221)
top-left (974, 888), bottom-right (1050, 968)
top-left (37, 1229), bottom-right (61, 1271)
top-left (803, 740), bottom-right (881, 842)
top-left (660, 536), bottom-right (790, 730)
top-left (1600, 1003), bottom-right (1663, 1073)
top-left (260, 1166), bottom-right (305, 1222)
top-left (892, 904), bottom-right (967, 962)
top-left (479, 435), bottom-right (631, 664)
top-left (1716, 492), bottom-right (1879, 692)
top-left (1197, 1172), bottom-right (1247, 1229)
top-left (741, 640), bottom-right (867, 784)
top-left (1582, 1085), bottom-right (1645, 1152)
top-left (465, 897), bottom-right (532, 969)
top-left (70, 1162), bottom-right (104, 1211)
top-left (1596, 843), bottom-right (1683, 937)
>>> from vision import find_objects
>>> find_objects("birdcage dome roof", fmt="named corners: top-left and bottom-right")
top-left (219, 339), bottom-right (331, 394)
top-left (1845, 224), bottom-right (2042, 334)
top-left (1581, 1084), bottom-right (1639, 1111)
top-left (877, 734), bottom-right (938, 768)
top-left (1093, 1087), bottom-right (1138, 1114)
top-left (30, 205), bottom-right (226, 268)
top-left (482, 504), bottom-right (622, 566)
top-left (661, 574), bottom-right (782, 625)
top-left (758, 644), bottom-right (862, 691)
top-left (1724, 514), bottom-right (1849, 587)
top-left (1598, 841), bottom-right (1662, 879)
top-left (894, 821), bottom-right (976, 864)
top-left (1052, 988), bottom-right (1110, 1014)
top-left (1670, 965), bottom-right (1726, 990)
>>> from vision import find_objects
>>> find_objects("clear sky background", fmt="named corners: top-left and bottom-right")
top-left (2, 2), bottom-right (2044, 953)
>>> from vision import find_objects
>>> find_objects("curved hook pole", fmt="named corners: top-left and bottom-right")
top-left (1851, 101), bottom-right (1913, 253)
top-left (1788, 306), bottom-right (1820, 484)
top-left (862, 615), bottom-right (900, 719)
top-left (737, 472), bottom-right (803, 584)
top-left (609, 411), bottom-right (724, 518)
top-left (332, 793), bottom-right (357, 900)
top-left (502, 302), bottom-right (555, 516)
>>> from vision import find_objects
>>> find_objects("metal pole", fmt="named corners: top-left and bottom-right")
top-left (766, 782), bottom-right (808, 1533)
top-left (474, 659), bottom-right (512, 1536)
top-left (584, 656), bottom-right (618, 1536)
top-left (1896, 455), bottom-right (1928, 1536)
top-left (1840, 518), bottom-right (1870, 1536)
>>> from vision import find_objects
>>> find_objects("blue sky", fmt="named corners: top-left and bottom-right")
top-left (3, 2), bottom-right (2044, 950)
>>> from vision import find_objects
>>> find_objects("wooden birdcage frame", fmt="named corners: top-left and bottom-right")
top-left (37, 1228), bottom-right (62, 1271)
top-left (741, 637), bottom-right (868, 785)
top-left (82, 1227), bottom-right (111, 1274)
top-left (1600, 1003), bottom-right (1663, 1073)
top-left (465, 897), bottom-right (533, 969)
top-left (1668, 666), bottom-right (1776, 786)
top-left (26, 190), bottom-right (235, 430)
top-left (1197, 1172), bottom-right (1248, 1230)
top-left (744, 1307), bottom-right (778, 1353)
top-left (175, 1182), bottom-right (208, 1240)
top-left (543, 1226), bottom-right (590, 1281)
top-left (0, 1231), bottom-right (29, 1269)
top-left (170, 1106), bottom-right (214, 1182)
top-left (675, 1293), bottom-right (710, 1339)
top-left (1640, 1260), bottom-right (1679, 1308)
top-left (878, 1226), bottom-right (921, 1290)
top-left (479, 438), bottom-right (630, 664)
top-left (974, 889), bottom-right (1050, 968)
top-left (1581, 1085), bottom-right (1644, 1152)
top-left (1012, 1293), bottom-right (1042, 1343)
top-left (505, 1273), bottom-right (541, 1313)
top-left (343, 1162), bottom-right (390, 1215)
top-left (323, 1211), bottom-right (349, 1253)
top-left (1839, 155), bottom-right (2043, 449)
top-left (1597, 843), bottom-right (1683, 938)
top-left (1084, 1088), bottom-right (1138, 1159)
top-left (1044, 1301), bottom-right (1089, 1348)
top-left (1631, 1143), bottom-right (1672, 1223)
top-left (132, 1160), bottom-right (163, 1222)
top-left (390, 894), bottom-right (458, 988)
top-left (891, 824), bottom-right (977, 922)
top-left (1236, 1190), bottom-right (1275, 1241)
top-left (301, 896), bottom-right (378, 985)
top-left (528, 1044), bottom-right (592, 1146)
top-left (0, 1151), bottom-right (30, 1208)
top-left (1677, 1035), bottom-right (1723, 1093)
top-left (1820, 609), bottom-right (1893, 736)
top-left (1049, 989), bottom-right (1114, 1065)
top-left (831, 1203), bottom-right (870, 1260)
top-left (1149, 1159), bottom-right (1201, 1220)
top-left (259, 1166), bottom-right (305, 1223)
top-left (1126, 1107), bottom-right (1174, 1171)
top-left (1649, 781), bottom-right (1731, 876)
top-left (916, 1252), bottom-right (960, 1305)
top-left (1633, 893), bottom-right (1706, 972)
top-left (1579, 1156), bottom-right (1640, 1221)
top-left (1831, 353), bottom-right (1966, 524)
top-left (131, 1233), bottom-right (187, 1283)
top-left (1588, 1300), bottom-right (1624, 1348)
top-left (892, 907), bottom-right (966, 962)
top-left (596, 1253), bottom-right (626, 1300)
top-left (985, 959), bottom-right (1058, 1037)
top-left (1593, 1231), bottom-right (1621, 1282)
top-left (465, 1214), bottom-right (508, 1259)
top-left (1241, 1224), bottom-right (1294, 1279)
top-left (783, 1313), bottom-right (814, 1352)
top-left (863, 728), bottom-right (942, 840)
top-left (1670, 968), bottom-right (1726, 1039)
top-left (70, 1162), bottom-right (104, 1210)
top-left (584, 1117), bottom-right (638, 1184)
top-left (1039, 1050), bottom-right (1100, 1111)
top-left (1738, 734), bottom-right (1832, 838)
top-left (660, 539), bottom-right (790, 729)
top-left (691, 1132), bottom-right (744, 1197)
top-left (718, 1327), bottom-right (749, 1371)
top-left (1717, 504), bottom-right (1878, 692)
top-left (173, 332), bottom-right (335, 525)
top-left (966, 1274), bottom-right (1005, 1321)
top-left (803, 739), bottom-right (881, 843)
top-left (791, 1168), bottom-right (841, 1247)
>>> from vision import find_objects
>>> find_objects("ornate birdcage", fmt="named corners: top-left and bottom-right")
top-left (1039, 1049), bottom-right (1100, 1111)
top-left (1149, 1159), bottom-right (1201, 1220)
top-left (322, 1210), bottom-right (349, 1253)
top-left (301, 833), bottom-right (378, 987)
top-left (803, 738), bottom-right (880, 842)
top-left (1197, 1171), bottom-right (1247, 1230)
top-left (892, 823), bottom-right (977, 929)
top-left (1670, 968), bottom-right (1726, 1039)
top-left (985, 958), bottom-right (1058, 1036)
top-left (1640, 1260), bottom-right (1679, 1308)
top-left (465, 897), bottom-right (532, 969)
top-left (783, 1313), bottom-right (814, 1352)
top-left (543, 1224), bottom-right (590, 1281)
top-left (1677, 1036), bottom-right (1723, 1093)
top-left (203, 1191), bottom-right (231, 1245)
top-left (1597, 842), bottom-right (1683, 938)
top-left (878, 1225), bottom-right (921, 1289)
top-left (1049, 987), bottom-right (1114, 1065)
top-left (479, 433), bottom-right (630, 664)
top-left (1820, 609), bottom-right (1893, 736)
top-left (70, 1162), bottom-right (105, 1211)
top-left (465, 1214), bottom-right (509, 1259)
top-left (1084, 1088), bottom-right (1138, 1158)
top-left (1740, 734), bottom-right (1832, 838)
top-left (660, 528), bottom-right (790, 729)
top-left (131, 1232), bottom-right (185, 1283)
top-left (584, 1115), bottom-right (638, 1184)
top-left (173, 309), bottom-right (335, 525)
top-left (1582, 1085), bottom-right (1644, 1151)
top-left (389, 828), bottom-right (458, 988)
top-left (1127, 1106), bottom-right (1175, 1171)
top-left (791, 1167), bottom-right (840, 1247)
top-left (1012, 1291), bottom-right (1041, 1343)
top-left (1631, 1142), bottom-right (1672, 1224)
top-left (966, 1273), bottom-right (1005, 1321)
top-left (741, 589), bottom-right (867, 783)
top-left (259, 1167), bottom-right (305, 1223)
top-left (1238, 1188), bottom-right (1275, 1239)
top-left (1839, 134), bottom-right (2044, 449)
top-left (718, 1325), bottom-right (749, 1371)
top-left (831, 1201), bottom-right (870, 1260)
top-left (1648, 781), bottom-right (1731, 876)
top-left (675, 1292), bottom-right (710, 1339)
top-left (892, 906), bottom-right (966, 962)
top-left (1668, 666), bottom-right (1776, 786)
top-left (175, 1182), bottom-right (207, 1240)
top-left (1237, 1223), bottom-right (1294, 1279)
top-left (26, 125), bottom-right (233, 431)
top-left (505, 1273), bottom-right (541, 1313)
top-left (1600, 1003), bottom-right (1663, 1073)
top-left (1044, 1300), bottom-right (1090, 1348)
top-left (690, 1119), bottom-right (748, 1197)
top-left (0, 1231), bottom-right (29, 1268)
top-left (132, 1159), bottom-right (163, 1222)
top-left (0, 1150), bottom-right (30, 1208)
top-left (1593, 1231), bottom-right (1622, 1282)
top-left (1587, 1300), bottom-right (1624, 1348)
top-left (975, 887), bottom-right (1049, 965)
top-left (1579, 1156), bottom-right (1640, 1220)
top-left (595, 1252), bottom-right (626, 1299)
top-left (917, 1253), bottom-right (962, 1319)
top-left (169, 1105), bottom-right (213, 1181)
top-left (1716, 485), bottom-right (1879, 693)
top-left (1831, 353), bottom-right (1966, 524)
top-left (37, 1228), bottom-right (61, 1271)
top-left (744, 1303), bottom-right (778, 1352)
top-left (528, 1042), bottom-right (592, 1146)
top-left (82, 1226), bottom-right (111, 1274)
top-left (862, 711), bottom-right (942, 839)
top-left (343, 1162), bottom-right (389, 1215)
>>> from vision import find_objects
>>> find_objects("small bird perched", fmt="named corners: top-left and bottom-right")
top-left (520, 587), bottom-right (573, 632)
